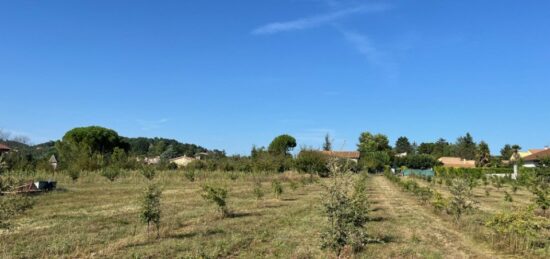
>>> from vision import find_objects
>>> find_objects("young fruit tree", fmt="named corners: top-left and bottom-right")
top-left (201, 184), bottom-right (229, 217)
top-left (140, 184), bottom-right (162, 238)
top-left (271, 180), bottom-right (283, 199)
top-left (140, 167), bottom-right (156, 180)
top-left (448, 179), bottom-right (477, 223)
top-left (320, 158), bottom-right (370, 256)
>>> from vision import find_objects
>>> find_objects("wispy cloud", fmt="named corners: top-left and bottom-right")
top-left (340, 30), bottom-right (382, 65)
top-left (339, 29), bottom-right (398, 79)
top-left (252, 3), bottom-right (391, 35)
top-left (137, 118), bottom-right (169, 131)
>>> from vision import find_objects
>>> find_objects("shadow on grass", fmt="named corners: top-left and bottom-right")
top-left (367, 234), bottom-right (396, 244)
top-left (367, 216), bottom-right (387, 222)
top-left (168, 228), bottom-right (225, 240)
top-left (229, 211), bottom-right (261, 218)
top-left (370, 207), bottom-right (384, 212)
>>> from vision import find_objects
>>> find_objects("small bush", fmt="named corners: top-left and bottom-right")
top-left (448, 179), bottom-right (477, 222)
top-left (0, 196), bottom-right (35, 229)
top-left (431, 192), bottom-right (448, 214)
top-left (140, 184), bottom-right (162, 238)
top-left (141, 167), bottom-right (156, 180)
top-left (101, 167), bottom-right (121, 182)
top-left (184, 170), bottom-right (196, 182)
top-left (67, 169), bottom-right (80, 182)
top-left (289, 181), bottom-right (299, 191)
top-left (272, 180), bottom-right (283, 199)
top-left (228, 173), bottom-right (238, 181)
top-left (504, 191), bottom-right (513, 202)
top-left (252, 181), bottom-right (264, 201)
top-left (201, 184), bottom-right (229, 217)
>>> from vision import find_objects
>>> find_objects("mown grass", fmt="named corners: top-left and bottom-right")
top-left (2, 171), bottom-right (537, 258)
top-left (1, 171), bottom-right (330, 258)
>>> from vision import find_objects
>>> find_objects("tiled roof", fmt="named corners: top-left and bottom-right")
top-left (437, 157), bottom-right (476, 168)
top-left (0, 143), bottom-right (10, 151)
top-left (523, 149), bottom-right (550, 161)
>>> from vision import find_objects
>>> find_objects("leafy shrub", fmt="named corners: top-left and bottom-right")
top-left (67, 169), bottom-right (80, 182)
top-left (289, 181), bottom-right (299, 191)
top-left (486, 207), bottom-right (549, 253)
top-left (272, 180), bottom-right (283, 199)
top-left (431, 192), bottom-right (448, 214)
top-left (252, 180), bottom-right (264, 201)
top-left (394, 154), bottom-right (440, 169)
top-left (140, 184), bottom-right (162, 238)
top-left (228, 173), bottom-right (238, 181)
top-left (321, 175), bottom-right (369, 255)
top-left (184, 170), bottom-right (195, 182)
top-left (504, 191), bottom-right (513, 202)
top-left (0, 196), bottom-right (34, 229)
top-left (448, 179), bottom-right (477, 222)
top-left (201, 184), bottom-right (229, 217)
top-left (532, 187), bottom-right (549, 216)
top-left (294, 150), bottom-right (329, 177)
top-left (140, 167), bottom-right (156, 180)
top-left (101, 167), bottom-right (121, 182)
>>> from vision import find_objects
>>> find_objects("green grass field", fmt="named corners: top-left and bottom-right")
top-left (0, 171), bottom-right (546, 258)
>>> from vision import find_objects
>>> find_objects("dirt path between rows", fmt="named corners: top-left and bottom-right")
top-left (368, 175), bottom-right (507, 258)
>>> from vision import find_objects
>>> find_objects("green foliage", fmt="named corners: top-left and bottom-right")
top-left (500, 144), bottom-right (514, 160)
top-left (455, 133), bottom-right (477, 160)
top-left (289, 181), bottom-right (299, 191)
top-left (125, 137), bottom-right (210, 158)
top-left (323, 133), bottom-right (332, 151)
top-left (140, 184), bottom-right (162, 238)
top-left (201, 184), bottom-right (229, 217)
top-left (357, 132), bottom-right (392, 172)
top-left (252, 181), bottom-right (264, 201)
top-left (320, 172), bottom-right (370, 255)
top-left (430, 192), bottom-right (448, 214)
top-left (268, 134), bottom-right (297, 156)
top-left (141, 167), bottom-right (156, 180)
top-left (110, 147), bottom-right (129, 168)
top-left (357, 132), bottom-right (391, 153)
top-left (272, 180), bottom-right (283, 199)
top-left (101, 167), bottom-right (121, 182)
top-left (61, 126), bottom-right (127, 154)
top-left (434, 166), bottom-right (513, 179)
top-left (184, 170), bottom-right (196, 182)
top-left (504, 191), bottom-right (513, 202)
top-left (448, 179), bottom-right (477, 222)
top-left (416, 138), bottom-right (453, 158)
top-left (476, 141), bottom-right (491, 167)
top-left (67, 169), bottom-right (80, 182)
top-left (394, 154), bottom-right (440, 169)
top-left (0, 195), bottom-right (35, 229)
top-left (294, 149), bottom-right (329, 177)
top-left (532, 187), bottom-right (549, 215)
top-left (394, 136), bottom-right (413, 154)
top-left (486, 207), bottom-right (549, 253)
top-left (359, 151), bottom-right (390, 173)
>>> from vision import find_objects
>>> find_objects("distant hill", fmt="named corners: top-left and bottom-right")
top-left (123, 137), bottom-right (220, 159)
top-left (0, 140), bottom-right (56, 159)
top-left (1, 136), bottom-right (220, 160)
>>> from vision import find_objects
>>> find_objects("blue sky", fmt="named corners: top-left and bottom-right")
top-left (1, 0), bottom-right (549, 155)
